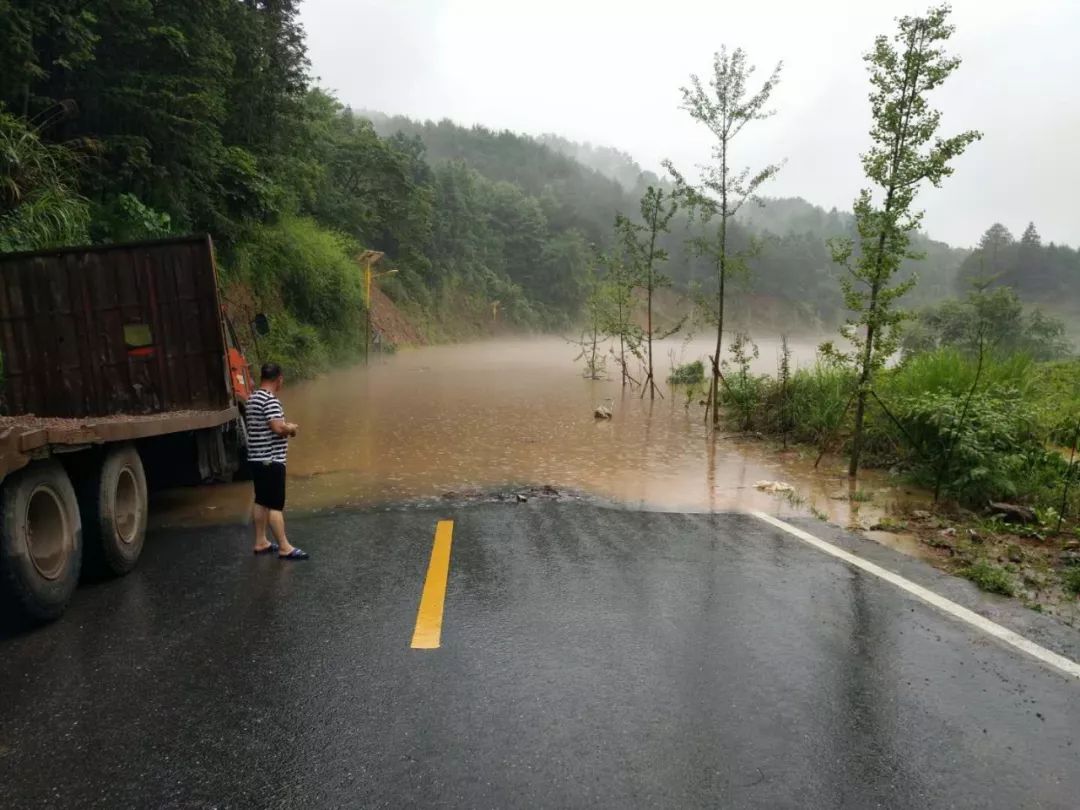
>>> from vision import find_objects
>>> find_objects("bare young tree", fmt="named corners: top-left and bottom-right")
top-left (666, 47), bottom-right (784, 428)
top-left (615, 186), bottom-right (679, 399)
top-left (595, 251), bottom-right (643, 389)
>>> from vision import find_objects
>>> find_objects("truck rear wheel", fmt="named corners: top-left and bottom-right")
top-left (80, 444), bottom-right (148, 577)
top-left (0, 460), bottom-right (83, 622)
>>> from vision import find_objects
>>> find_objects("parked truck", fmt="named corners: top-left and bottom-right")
top-left (0, 235), bottom-right (259, 623)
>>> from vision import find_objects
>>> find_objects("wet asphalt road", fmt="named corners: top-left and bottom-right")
top-left (2, 500), bottom-right (1079, 809)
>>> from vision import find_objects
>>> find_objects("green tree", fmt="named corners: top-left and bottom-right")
top-left (598, 251), bottom-right (644, 388)
top-left (573, 255), bottom-right (609, 380)
top-left (0, 2), bottom-right (97, 118)
top-left (957, 220), bottom-right (1080, 305)
top-left (667, 47), bottom-right (784, 425)
top-left (903, 287), bottom-right (1070, 361)
top-left (826, 4), bottom-right (981, 477)
top-left (616, 186), bottom-right (678, 398)
top-left (224, 0), bottom-right (309, 155)
top-left (538, 229), bottom-right (589, 323)
top-left (972, 222), bottom-right (1014, 281)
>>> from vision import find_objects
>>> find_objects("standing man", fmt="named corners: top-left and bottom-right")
top-left (246, 362), bottom-right (309, 560)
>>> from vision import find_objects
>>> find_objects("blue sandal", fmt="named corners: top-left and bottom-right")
top-left (278, 548), bottom-right (310, 561)
top-left (253, 543), bottom-right (280, 555)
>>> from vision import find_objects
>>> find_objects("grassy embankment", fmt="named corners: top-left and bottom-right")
top-left (217, 217), bottom-right (513, 378)
top-left (673, 347), bottom-right (1080, 614)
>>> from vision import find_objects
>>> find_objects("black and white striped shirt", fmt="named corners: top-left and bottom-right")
top-left (245, 388), bottom-right (288, 464)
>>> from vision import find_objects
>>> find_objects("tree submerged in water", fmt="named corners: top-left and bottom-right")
top-left (667, 46), bottom-right (784, 429)
top-left (596, 251), bottom-right (643, 389)
top-left (615, 186), bottom-right (680, 399)
top-left (571, 254), bottom-right (610, 380)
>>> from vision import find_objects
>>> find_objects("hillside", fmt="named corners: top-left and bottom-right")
top-left (370, 113), bottom-right (979, 329)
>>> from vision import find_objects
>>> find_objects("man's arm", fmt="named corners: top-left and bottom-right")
top-left (267, 400), bottom-right (298, 437)
top-left (269, 418), bottom-right (298, 437)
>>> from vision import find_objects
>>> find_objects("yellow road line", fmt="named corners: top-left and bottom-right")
top-left (411, 520), bottom-right (454, 649)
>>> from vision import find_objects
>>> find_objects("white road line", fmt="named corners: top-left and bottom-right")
top-left (751, 511), bottom-right (1080, 681)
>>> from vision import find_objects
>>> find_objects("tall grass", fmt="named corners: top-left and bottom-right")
top-left (879, 349), bottom-right (1035, 401)
top-left (783, 362), bottom-right (855, 446)
top-left (1031, 359), bottom-right (1080, 445)
top-left (718, 346), bottom-right (1079, 519)
top-left (0, 111), bottom-right (91, 252)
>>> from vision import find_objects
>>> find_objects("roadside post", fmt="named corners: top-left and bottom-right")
top-left (357, 250), bottom-right (391, 364)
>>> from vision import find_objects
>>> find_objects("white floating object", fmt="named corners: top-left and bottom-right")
top-left (755, 480), bottom-right (794, 494)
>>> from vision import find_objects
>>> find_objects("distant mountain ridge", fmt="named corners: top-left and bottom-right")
top-left (365, 111), bottom-right (991, 325)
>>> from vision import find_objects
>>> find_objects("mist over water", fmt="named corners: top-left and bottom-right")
top-left (152, 338), bottom-right (910, 529)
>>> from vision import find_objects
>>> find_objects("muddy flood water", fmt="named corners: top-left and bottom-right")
top-left (153, 337), bottom-right (925, 536)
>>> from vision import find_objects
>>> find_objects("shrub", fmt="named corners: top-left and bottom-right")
top-left (1031, 359), bottom-right (1080, 446)
top-left (229, 217), bottom-right (366, 372)
top-left (259, 312), bottom-right (328, 379)
top-left (90, 193), bottom-right (171, 243)
top-left (1064, 567), bottom-right (1080, 597)
top-left (669, 360), bottom-right (705, 385)
top-left (889, 386), bottom-right (1045, 504)
top-left (719, 333), bottom-right (765, 431)
top-left (961, 560), bottom-right (1015, 596)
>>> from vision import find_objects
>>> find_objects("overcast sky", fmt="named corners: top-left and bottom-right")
top-left (300, 0), bottom-right (1079, 248)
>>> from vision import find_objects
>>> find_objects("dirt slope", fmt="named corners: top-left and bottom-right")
top-left (370, 287), bottom-right (424, 346)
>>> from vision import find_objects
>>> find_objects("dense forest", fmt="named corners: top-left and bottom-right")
top-left (956, 223), bottom-right (1080, 319)
top-left (0, 1), bottom-right (592, 373)
top-left (1, 2), bottom-right (1075, 376)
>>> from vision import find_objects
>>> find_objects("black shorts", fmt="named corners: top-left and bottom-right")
top-left (250, 462), bottom-right (287, 511)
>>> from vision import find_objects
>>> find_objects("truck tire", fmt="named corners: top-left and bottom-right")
top-left (0, 460), bottom-right (83, 623)
top-left (80, 444), bottom-right (148, 577)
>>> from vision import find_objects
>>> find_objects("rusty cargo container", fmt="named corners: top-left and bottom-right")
top-left (0, 235), bottom-right (233, 418)
top-left (0, 236), bottom-right (255, 624)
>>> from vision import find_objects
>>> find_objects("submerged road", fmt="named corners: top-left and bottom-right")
top-left (1, 500), bottom-right (1079, 808)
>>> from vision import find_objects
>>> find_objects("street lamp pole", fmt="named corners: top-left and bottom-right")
top-left (358, 251), bottom-right (393, 364)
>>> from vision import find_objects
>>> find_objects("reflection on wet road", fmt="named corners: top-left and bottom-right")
top-left (152, 338), bottom-right (913, 528)
top-left (3, 504), bottom-right (1078, 808)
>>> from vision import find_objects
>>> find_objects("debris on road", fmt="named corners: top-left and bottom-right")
top-left (440, 485), bottom-right (573, 506)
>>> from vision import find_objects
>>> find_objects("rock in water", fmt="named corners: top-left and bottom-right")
top-left (594, 405), bottom-right (613, 420)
